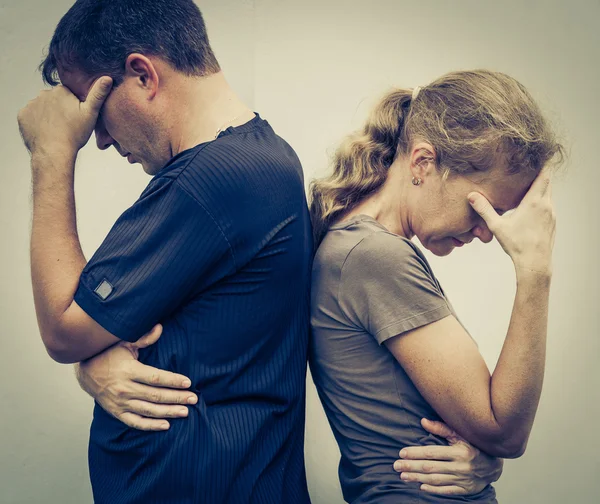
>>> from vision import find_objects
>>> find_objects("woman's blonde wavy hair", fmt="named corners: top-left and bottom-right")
top-left (309, 69), bottom-right (565, 248)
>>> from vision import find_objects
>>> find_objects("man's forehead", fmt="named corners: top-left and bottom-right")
top-left (57, 66), bottom-right (96, 101)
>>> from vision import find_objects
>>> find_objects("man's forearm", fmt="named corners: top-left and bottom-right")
top-left (30, 152), bottom-right (86, 342)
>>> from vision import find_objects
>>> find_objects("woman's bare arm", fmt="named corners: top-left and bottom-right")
top-left (386, 168), bottom-right (555, 458)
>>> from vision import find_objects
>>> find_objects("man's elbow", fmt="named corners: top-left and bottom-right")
top-left (496, 438), bottom-right (527, 459)
top-left (42, 329), bottom-right (80, 364)
top-left (479, 432), bottom-right (528, 459)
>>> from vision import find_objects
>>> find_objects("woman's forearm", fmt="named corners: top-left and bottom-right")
top-left (486, 269), bottom-right (551, 456)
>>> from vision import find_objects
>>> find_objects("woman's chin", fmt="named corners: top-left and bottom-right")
top-left (426, 240), bottom-right (455, 257)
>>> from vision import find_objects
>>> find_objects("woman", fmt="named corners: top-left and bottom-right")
top-left (309, 69), bottom-right (563, 503)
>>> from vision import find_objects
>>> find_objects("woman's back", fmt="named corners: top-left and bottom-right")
top-left (310, 214), bottom-right (497, 503)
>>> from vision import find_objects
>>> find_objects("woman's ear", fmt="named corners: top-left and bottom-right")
top-left (409, 142), bottom-right (436, 181)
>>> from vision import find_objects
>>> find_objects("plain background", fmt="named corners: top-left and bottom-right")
top-left (1, 0), bottom-right (598, 502)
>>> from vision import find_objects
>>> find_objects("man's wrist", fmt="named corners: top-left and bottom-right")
top-left (31, 147), bottom-right (78, 171)
top-left (30, 149), bottom-right (78, 190)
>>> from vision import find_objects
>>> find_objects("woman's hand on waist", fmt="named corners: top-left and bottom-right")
top-left (393, 418), bottom-right (503, 496)
top-left (74, 324), bottom-right (198, 431)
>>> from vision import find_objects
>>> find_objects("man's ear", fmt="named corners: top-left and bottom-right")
top-left (124, 53), bottom-right (159, 99)
top-left (409, 141), bottom-right (437, 181)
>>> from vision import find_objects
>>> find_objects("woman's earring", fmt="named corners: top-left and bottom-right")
top-left (411, 177), bottom-right (422, 186)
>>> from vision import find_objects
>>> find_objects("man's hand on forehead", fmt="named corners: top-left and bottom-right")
top-left (17, 76), bottom-right (113, 162)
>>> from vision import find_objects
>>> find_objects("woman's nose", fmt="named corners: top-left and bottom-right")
top-left (472, 223), bottom-right (494, 244)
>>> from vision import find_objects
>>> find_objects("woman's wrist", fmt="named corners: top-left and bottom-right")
top-left (513, 260), bottom-right (553, 282)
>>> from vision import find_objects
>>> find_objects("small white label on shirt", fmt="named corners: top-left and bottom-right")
top-left (94, 279), bottom-right (114, 300)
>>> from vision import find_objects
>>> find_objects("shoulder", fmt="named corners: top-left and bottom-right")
top-left (342, 230), bottom-right (428, 276)
top-left (172, 129), bottom-right (303, 205)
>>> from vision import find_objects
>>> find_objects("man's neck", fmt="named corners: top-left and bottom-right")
top-left (166, 72), bottom-right (254, 157)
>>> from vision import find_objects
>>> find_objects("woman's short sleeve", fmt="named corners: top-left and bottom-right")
top-left (338, 232), bottom-right (452, 344)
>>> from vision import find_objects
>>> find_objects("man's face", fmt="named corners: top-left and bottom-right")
top-left (57, 66), bottom-right (164, 175)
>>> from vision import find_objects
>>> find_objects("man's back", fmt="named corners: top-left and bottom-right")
top-left (75, 115), bottom-right (313, 503)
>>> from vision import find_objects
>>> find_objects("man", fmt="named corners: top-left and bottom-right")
top-left (18, 1), bottom-right (312, 502)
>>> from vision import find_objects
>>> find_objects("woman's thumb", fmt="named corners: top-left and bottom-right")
top-left (468, 192), bottom-right (499, 228)
top-left (132, 324), bottom-right (163, 350)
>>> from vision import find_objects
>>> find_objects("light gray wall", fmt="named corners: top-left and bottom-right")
top-left (1, 1), bottom-right (598, 503)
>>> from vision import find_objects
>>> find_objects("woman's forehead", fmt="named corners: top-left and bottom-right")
top-left (480, 168), bottom-right (537, 211)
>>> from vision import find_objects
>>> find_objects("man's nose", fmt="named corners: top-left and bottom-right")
top-left (95, 123), bottom-right (114, 150)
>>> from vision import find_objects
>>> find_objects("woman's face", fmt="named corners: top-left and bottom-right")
top-left (410, 164), bottom-right (537, 256)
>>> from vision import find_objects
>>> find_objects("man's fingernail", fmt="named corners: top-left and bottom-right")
top-left (187, 396), bottom-right (197, 404)
top-left (400, 449), bottom-right (407, 458)
top-left (160, 422), bottom-right (169, 430)
top-left (179, 408), bottom-right (188, 416)
top-left (182, 379), bottom-right (191, 387)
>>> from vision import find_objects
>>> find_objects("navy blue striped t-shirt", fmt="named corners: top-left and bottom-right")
top-left (74, 114), bottom-right (313, 504)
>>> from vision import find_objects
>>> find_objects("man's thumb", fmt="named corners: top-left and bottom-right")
top-left (85, 76), bottom-right (113, 111)
top-left (421, 418), bottom-right (458, 440)
top-left (132, 324), bottom-right (163, 350)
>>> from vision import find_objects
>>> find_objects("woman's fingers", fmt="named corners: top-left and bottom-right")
top-left (117, 412), bottom-right (170, 432)
top-left (130, 324), bottom-right (163, 350)
top-left (131, 360), bottom-right (193, 389)
top-left (126, 399), bottom-right (191, 419)
top-left (127, 381), bottom-right (198, 405)
top-left (529, 164), bottom-right (552, 197)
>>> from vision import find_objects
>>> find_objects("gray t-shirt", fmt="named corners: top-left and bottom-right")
top-left (310, 214), bottom-right (497, 504)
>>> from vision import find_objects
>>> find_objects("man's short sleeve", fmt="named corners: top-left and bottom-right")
top-left (338, 232), bottom-right (451, 344)
top-left (74, 178), bottom-right (234, 342)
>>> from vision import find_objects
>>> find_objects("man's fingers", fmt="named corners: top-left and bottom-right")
top-left (468, 192), bottom-right (500, 230)
top-left (126, 400), bottom-right (191, 419)
top-left (132, 361), bottom-right (193, 389)
top-left (128, 381), bottom-right (198, 405)
top-left (399, 445), bottom-right (459, 461)
top-left (117, 412), bottom-right (170, 432)
top-left (394, 459), bottom-right (467, 475)
top-left (399, 472), bottom-right (461, 488)
top-left (132, 324), bottom-right (163, 350)
top-left (420, 484), bottom-right (467, 496)
top-left (420, 418), bottom-right (458, 440)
